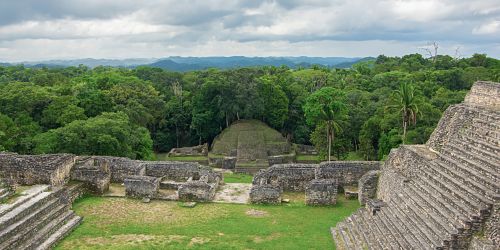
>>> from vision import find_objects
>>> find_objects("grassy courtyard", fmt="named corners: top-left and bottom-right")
top-left (56, 194), bottom-right (359, 249)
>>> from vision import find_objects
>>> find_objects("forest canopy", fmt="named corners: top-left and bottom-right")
top-left (0, 53), bottom-right (498, 160)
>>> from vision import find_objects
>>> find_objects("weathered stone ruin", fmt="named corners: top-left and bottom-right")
top-left (0, 152), bottom-right (222, 248)
top-left (0, 153), bottom-right (76, 187)
top-left (249, 161), bottom-right (380, 204)
top-left (209, 120), bottom-right (294, 173)
top-left (357, 170), bottom-right (380, 206)
top-left (332, 81), bottom-right (500, 249)
top-left (167, 143), bottom-right (208, 157)
top-left (249, 184), bottom-right (283, 204)
top-left (124, 175), bottom-right (160, 199)
top-left (305, 179), bottom-right (338, 206)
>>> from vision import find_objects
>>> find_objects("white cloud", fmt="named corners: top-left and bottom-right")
top-left (0, 0), bottom-right (499, 61)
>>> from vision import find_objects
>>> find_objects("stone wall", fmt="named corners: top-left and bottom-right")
top-left (167, 143), bottom-right (208, 157)
top-left (144, 161), bottom-right (204, 181)
top-left (315, 161), bottom-right (380, 187)
top-left (0, 153), bottom-right (75, 186)
top-left (464, 81), bottom-right (500, 110)
top-left (70, 157), bottom-right (111, 194)
top-left (96, 156), bottom-right (145, 183)
top-left (249, 184), bottom-right (282, 204)
top-left (358, 170), bottom-right (380, 206)
top-left (305, 179), bottom-right (337, 206)
top-left (268, 154), bottom-right (295, 166)
top-left (252, 161), bottom-right (380, 192)
top-left (295, 144), bottom-right (317, 155)
top-left (178, 181), bottom-right (217, 202)
top-left (252, 164), bottom-right (317, 192)
top-left (124, 175), bottom-right (160, 198)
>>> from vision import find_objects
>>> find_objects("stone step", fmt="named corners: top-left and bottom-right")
top-left (24, 211), bottom-right (80, 250)
top-left (343, 217), bottom-right (365, 250)
top-left (377, 209), bottom-right (419, 248)
top-left (451, 137), bottom-right (500, 166)
top-left (405, 180), bottom-right (465, 232)
top-left (0, 196), bottom-right (61, 243)
top-left (409, 177), bottom-right (471, 228)
top-left (418, 164), bottom-right (487, 216)
top-left (370, 209), bottom-right (400, 249)
top-left (389, 192), bottom-right (444, 248)
top-left (331, 226), bottom-right (348, 250)
top-left (0, 203), bottom-right (68, 249)
top-left (358, 208), bottom-right (392, 249)
top-left (347, 213), bottom-right (371, 249)
top-left (459, 133), bottom-right (500, 156)
top-left (398, 184), bottom-right (458, 239)
top-left (352, 209), bottom-right (383, 249)
top-left (336, 221), bottom-right (357, 249)
top-left (0, 191), bottom-right (54, 230)
top-left (432, 156), bottom-right (499, 203)
top-left (0, 185), bottom-right (50, 217)
top-left (472, 117), bottom-right (500, 131)
top-left (422, 160), bottom-right (494, 208)
top-left (439, 145), bottom-right (499, 185)
top-left (462, 129), bottom-right (500, 149)
top-left (382, 201), bottom-right (431, 248)
top-left (438, 143), bottom-right (499, 194)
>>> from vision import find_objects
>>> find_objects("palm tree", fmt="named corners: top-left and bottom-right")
top-left (322, 110), bottom-right (343, 162)
top-left (304, 87), bottom-right (347, 162)
top-left (388, 82), bottom-right (421, 144)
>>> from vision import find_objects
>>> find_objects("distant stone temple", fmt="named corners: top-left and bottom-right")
top-left (332, 81), bottom-right (500, 249)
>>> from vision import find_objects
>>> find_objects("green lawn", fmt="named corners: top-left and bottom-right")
top-left (223, 173), bottom-right (253, 183)
top-left (56, 195), bottom-right (359, 250)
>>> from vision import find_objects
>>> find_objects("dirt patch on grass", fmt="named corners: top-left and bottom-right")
top-left (245, 209), bottom-right (268, 217)
top-left (60, 234), bottom-right (186, 248)
top-left (188, 237), bottom-right (211, 247)
top-left (79, 198), bottom-right (228, 226)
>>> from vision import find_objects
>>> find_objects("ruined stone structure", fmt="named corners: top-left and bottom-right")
top-left (332, 81), bottom-right (500, 249)
top-left (167, 143), bottom-right (208, 157)
top-left (209, 120), bottom-right (294, 173)
top-left (249, 184), bottom-right (282, 204)
top-left (0, 152), bottom-right (222, 248)
top-left (250, 161), bottom-right (380, 204)
top-left (358, 170), bottom-right (380, 206)
top-left (305, 179), bottom-right (338, 206)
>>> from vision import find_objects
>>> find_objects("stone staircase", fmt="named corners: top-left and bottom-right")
top-left (0, 184), bottom-right (82, 249)
top-left (332, 98), bottom-right (499, 249)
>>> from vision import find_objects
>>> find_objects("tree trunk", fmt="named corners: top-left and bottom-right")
top-left (403, 120), bottom-right (407, 145)
top-left (176, 125), bottom-right (179, 148)
top-left (327, 123), bottom-right (332, 162)
top-left (225, 112), bottom-right (229, 128)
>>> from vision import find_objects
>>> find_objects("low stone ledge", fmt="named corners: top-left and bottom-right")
top-left (71, 157), bottom-right (111, 194)
top-left (178, 181), bottom-right (216, 202)
top-left (222, 157), bottom-right (237, 169)
top-left (249, 184), bottom-right (282, 204)
top-left (305, 179), bottom-right (337, 206)
top-left (124, 175), bottom-right (160, 199)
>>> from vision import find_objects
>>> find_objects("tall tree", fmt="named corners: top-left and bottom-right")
top-left (303, 87), bottom-right (347, 161)
top-left (387, 82), bottom-right (421, 144)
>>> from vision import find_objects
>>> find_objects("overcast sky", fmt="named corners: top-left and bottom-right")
top-left (0, 0), bottom-right (499, 62)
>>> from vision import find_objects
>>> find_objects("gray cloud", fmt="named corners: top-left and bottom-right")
top-left (0, 0), bottom-right (499, 61)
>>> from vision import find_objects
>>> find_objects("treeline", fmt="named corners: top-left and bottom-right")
top-left (0, 53), bottom-right (498, 160)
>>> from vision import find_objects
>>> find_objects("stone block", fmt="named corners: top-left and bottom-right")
top-left (222, 157), bottom-right (237, 169)
top-left (358, 170), bottom-right (380, 205)
top-left (124, 175), bottom-right (160, 199)
top-left (71, 156), bottom-right (111, 194)
top-left (178, 181), bottom-right (216, 202)
top-left (305, 179), bottom-right (337, 206)
top-left (249, 184), bottom-right (282, 204)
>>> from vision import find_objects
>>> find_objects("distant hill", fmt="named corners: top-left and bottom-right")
top-left (148, 56), bottom-right (371, 71)
top-left (333, 57), bottom-right (376, 68)
top-left (1, 56), bottom-right (373, 70)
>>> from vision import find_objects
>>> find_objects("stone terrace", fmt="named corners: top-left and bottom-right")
top-left (332, 81), bottom-right (500, 249)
